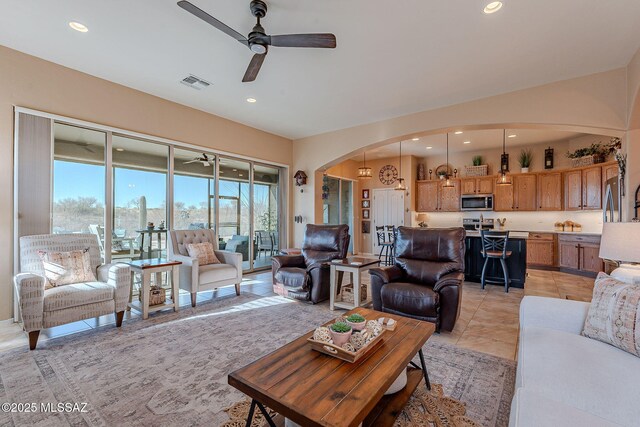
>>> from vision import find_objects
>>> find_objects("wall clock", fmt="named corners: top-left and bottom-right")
top-left (379, 165), bottom-right (398, 185)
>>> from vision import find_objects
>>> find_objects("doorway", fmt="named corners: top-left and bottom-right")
top-left (371, 189), bottom-right (405, 255)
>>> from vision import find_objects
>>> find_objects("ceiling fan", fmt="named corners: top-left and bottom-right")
top-left (177, 0), bottom-right (337, 82)
top-left (57, 140), bottom-right (96, 153)
top-left (184, 153), bottom-right (215, 166)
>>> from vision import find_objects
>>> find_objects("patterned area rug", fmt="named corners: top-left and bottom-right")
top-left (223, 383), bottom-right (482, 427)
top-left (0, 293), bottom-right (515, 427)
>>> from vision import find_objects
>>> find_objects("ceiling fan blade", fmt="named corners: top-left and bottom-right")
top-left (184, 160), bottom-right (198, 164)
top-left (269, 33), bottom-right (336, 48)
top-left (177, 1), bottom-right (248, 46)
top-left (242, 53), bottom-right (267, 82)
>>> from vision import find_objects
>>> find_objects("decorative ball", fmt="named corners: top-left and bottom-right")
top-left (342, 343), bottom-right (356, 352)
top-left (350, 333), bottom-right (367, 350)
top-left (313, 327), bottom-right (332, 343)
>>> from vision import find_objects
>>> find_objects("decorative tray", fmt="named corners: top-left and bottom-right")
top-left (307, 316), bottom-right (397, 363)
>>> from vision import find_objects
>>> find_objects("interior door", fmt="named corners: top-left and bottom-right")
top-left (372, 189), bottom-right (404, 255)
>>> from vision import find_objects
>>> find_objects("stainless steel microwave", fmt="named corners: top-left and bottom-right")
top-left (461, 194), bottom-right (494, 211)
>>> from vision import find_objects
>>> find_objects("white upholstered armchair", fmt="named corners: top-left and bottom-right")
top-left (14, 234), bottom-right (131, 350)
top-left (168, 229), bottom-right (243, 307)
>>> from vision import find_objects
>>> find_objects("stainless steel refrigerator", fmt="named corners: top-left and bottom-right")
top-left (603, 176), bottom-right (621, 222)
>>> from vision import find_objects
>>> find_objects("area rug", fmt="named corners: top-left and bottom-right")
top-left (223, 383), bottom-right (481, 427)
top-left (0, 293), bottom-right (515, 427)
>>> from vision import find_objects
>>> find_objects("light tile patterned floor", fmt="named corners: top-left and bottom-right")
top-left (0, 269), bottom-right (594, 360)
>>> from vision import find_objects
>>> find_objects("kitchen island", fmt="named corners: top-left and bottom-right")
top-left (464, 231), bottom-right (528, 289)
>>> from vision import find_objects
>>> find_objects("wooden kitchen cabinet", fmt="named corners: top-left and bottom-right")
top-left (494, 174), bottom-right (536, 211)
top-left (439, 179), bottom-right (461, 211)
top-left (461, 177), bottom-right (494, 195)
top-left (513, 174), bottom-right (537, 211)
top-left (537, 172), bottom-right (562, 211)
top-left (558, 234), bottom-right (603, 275)
top-left (527, 233), bottom-right (555, 267)
top-left (564, 166), bottom-right (602, 211)
top-left (494, 181), bottom-right (514, 211)
top-left (416, 181), bottom-right (439, 212)
top-left (416, 180), bottom-right (460, 212)
top-left (601, 163), bottom-right (619, 199)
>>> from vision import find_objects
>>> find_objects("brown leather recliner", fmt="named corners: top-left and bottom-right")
top-left (272, 224), bottom-right (350, 304)
top-left (370, 227), bottom-right (466, 332)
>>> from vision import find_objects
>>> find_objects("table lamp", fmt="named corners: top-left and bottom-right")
top-left (599, 222), bottom-right (640, 281)
top-left (416, 213), bottom-right (428, 228)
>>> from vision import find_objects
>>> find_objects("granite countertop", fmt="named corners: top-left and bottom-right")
top-left (464, 229), bottom-right (602, 239)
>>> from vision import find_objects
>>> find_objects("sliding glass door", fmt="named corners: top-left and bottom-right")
top-left (42, 116), bottom-right (285, 272)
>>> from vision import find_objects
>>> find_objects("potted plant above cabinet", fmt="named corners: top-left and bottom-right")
top-left (519, 149), bottom-right (532, 173)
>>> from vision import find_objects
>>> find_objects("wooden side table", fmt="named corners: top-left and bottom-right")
top-left (125, 259), bottom-right (181, 319)
top-left (330, 257), bottom-right (380, 311)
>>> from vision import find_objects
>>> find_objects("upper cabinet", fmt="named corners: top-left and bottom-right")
top-left (416, 179), bottom-right (460, 212)
top-left (461, 177), bottom-right (494, 195)
top-left (417, 161), bottom-right (614, 214)
top-left (537, 172), bottom-right (563, 211)
top-left (564, 166), bottom-right (602, 211)
top-left (494, 174), bottom-right (537, 211)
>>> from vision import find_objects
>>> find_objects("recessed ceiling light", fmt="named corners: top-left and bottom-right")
top-left (246, 97), bottom-right (257, 103)
top-left (238, 173), bottom-right (244, 177)
top-left (454, 131), bottom-right (463, 135)
top-left (508, 134), bottom-right (517, 138)
top-left (232, 168), bottom-right (238, 171)
top-left (69, 22), bottom-right (89, 32)
top-left (483, 1), bottom-right (503, 14)
top-left (426, 146), bottom-right (433, 150)
top-left (463, 141), bottom-right (471, 144)
top-left (116, 148), bottom-right (124, 152)
top-left (412, 138), bottom-right (420, 141)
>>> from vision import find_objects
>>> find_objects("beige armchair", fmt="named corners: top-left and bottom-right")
top-left (168, 229), bottom-right (243, 307)
top-left (14, 234), bottom-right (131, 350)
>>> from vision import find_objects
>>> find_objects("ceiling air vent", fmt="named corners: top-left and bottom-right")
top-left (180, 74), bottom-right (211, 90)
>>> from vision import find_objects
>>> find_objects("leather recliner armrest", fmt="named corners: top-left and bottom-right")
top-left (272, 255), bottom-right (306, 270)
top-left (369, 266), bottom-right (404, 284)
top-left (433, 272), bottom-right (464, 292)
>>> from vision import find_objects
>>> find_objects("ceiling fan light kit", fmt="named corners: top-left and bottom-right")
top-left (178, 0), bottom-right (336, 82)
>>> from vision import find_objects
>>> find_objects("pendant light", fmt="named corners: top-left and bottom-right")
top-left (357, 151), bottom-right (372, 179)
top-left (497, 129), bottom-right (513, 186)
top-left (395, 141), bottom-right (406, 191)
top-left (442, 132), bottom-right (455, 188)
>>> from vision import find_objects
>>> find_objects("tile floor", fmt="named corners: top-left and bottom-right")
top-left (0, 269), bottom-right (595, 361)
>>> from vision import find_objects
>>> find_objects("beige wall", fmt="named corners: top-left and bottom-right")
top-left (292, 68), bottom-right (628, 246)
top-left (0, 45), bottom-right (292, 320)
top-left (627, 47), bottom-right (640, 219)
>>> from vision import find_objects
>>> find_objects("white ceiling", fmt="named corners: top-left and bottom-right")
top-left (3, 0), bottom-right (640, 139)
top-left (352, 128), bottom-right (587, 160)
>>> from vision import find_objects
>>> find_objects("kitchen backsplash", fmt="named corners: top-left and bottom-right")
top-left (412, 211), bottom-right (604, 233)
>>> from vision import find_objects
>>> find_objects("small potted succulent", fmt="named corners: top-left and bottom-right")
top-left (330, 321), bottom-right (352, 346)
top-left (345, 313), bottom-right (366, 331)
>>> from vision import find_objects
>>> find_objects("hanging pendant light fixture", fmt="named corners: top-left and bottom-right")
top-left (497, 129), bottom-right (513, 186)
top-left (357, 151), bottom-right (372, 179)
top-left (395, 140), bottom-right (406, 191)
top-left (442, 132), bottom-right (455, 188)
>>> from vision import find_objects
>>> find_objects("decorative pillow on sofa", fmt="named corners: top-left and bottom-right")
top-left (582, 272), bottom-right (640, 357)
top-left (37, 248), bottom-right (96, 289)
top-left (186, 242), bottom-right (220, 266)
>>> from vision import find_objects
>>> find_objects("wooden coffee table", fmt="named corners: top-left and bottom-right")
top-left (228, 307), bottom-right (435, 427)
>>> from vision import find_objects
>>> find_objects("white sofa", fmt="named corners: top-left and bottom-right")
top-left (510, 296), bottom-right (640, 427)
top-left (168, 229), bottom-right (243, 307)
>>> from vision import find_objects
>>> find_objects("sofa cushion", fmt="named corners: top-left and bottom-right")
top-left (43, 281), bottom-right (114, 312)
top-left (199, 264), bottom-right (238, 284)
top-left (582, 272), bottom-right (640, 357)
top-left (187, 242), bottom-right (220, 266)
top-left (38, 248), bottom-right (96, 289)
top-left (509, 388), bottom-right (620, 427)
top-left (380, 282), bottom-right (438, 318)
top-left (518, 325), bottom-right (640, 425)
top-left (274, 267), bottom-right (308, 291)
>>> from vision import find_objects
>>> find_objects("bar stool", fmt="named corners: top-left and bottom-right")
top-left (376, 226), bottom-right (394, 266)
top-left (385, 225), bottom-right (397, 264)
top-left (480, 230), bottom-right (512, 293)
